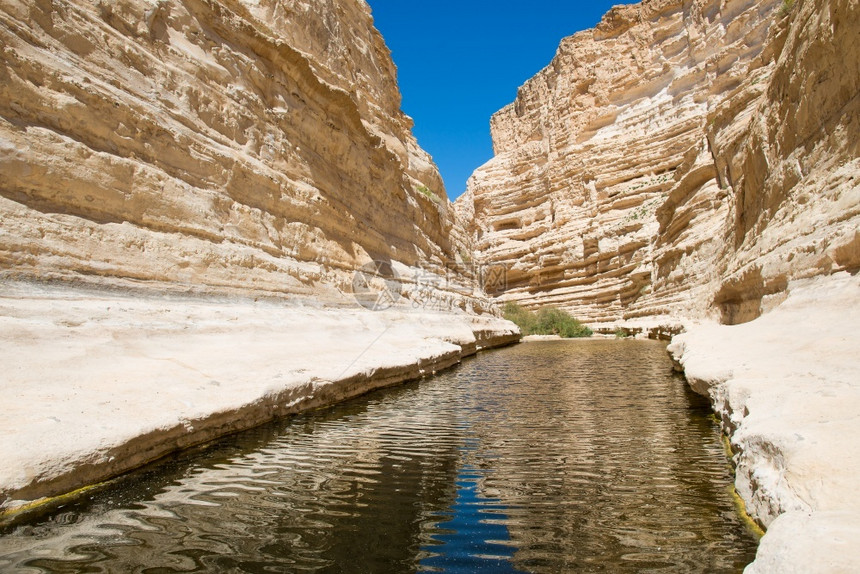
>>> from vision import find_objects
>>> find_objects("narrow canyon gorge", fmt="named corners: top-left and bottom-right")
top-left (457, 0), bottom-right (859, 570)
top-left (1, 0), bottom-right (858, 571)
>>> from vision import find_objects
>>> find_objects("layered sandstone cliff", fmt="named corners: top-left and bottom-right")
top-left (462, 0), bottom-right (860, 569)
top-left (0, 0), bottom-right (517, 517)
top-left (461, 0), bottom-right (859, 327)
top-left (0, 0), bottom-right (476, 304)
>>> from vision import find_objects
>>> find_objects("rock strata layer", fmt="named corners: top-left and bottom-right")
top-left (0, 0), bottom-right (476, 304)
top-left (461, 0), bottom-right (859, 327)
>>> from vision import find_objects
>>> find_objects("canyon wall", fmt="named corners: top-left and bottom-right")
top-left (461, 0), bottom-right (859, 326)
top-left (0, 0), bottom-right (521, 517)
top-left (0, 0), bottom-right (476, 306)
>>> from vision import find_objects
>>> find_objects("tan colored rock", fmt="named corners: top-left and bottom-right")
top-left (460, 0), bottom-right (859, 327)
top-left (0, 0), bottom-right (515, 517)
top-left (0, 0), bottom-right (471, 304)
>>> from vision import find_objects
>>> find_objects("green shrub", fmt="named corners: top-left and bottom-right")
top-left (416, 184), bottom-right (441, 203)
top-left (502, 302), bottom-right (536, 333)
top-left (535, 307), bottom-right (593, 337)
top-left (778, 0), bottom-right (795, 17)
top-left (503, 303), bottom-right (592, 338)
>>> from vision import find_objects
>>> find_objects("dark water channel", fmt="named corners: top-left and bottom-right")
top-left (0, 340), bottom-right (759, 573)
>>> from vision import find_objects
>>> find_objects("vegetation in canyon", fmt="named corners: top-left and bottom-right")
top-left (503, 303), bottom-right (593, 338)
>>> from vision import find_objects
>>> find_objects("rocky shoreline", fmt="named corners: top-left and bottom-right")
top-left (2, 0), bottom-right (857, 568)
top-left (4, 274), bottom-right (858, 573)
top-left (0, 282), bottom-right (519, 523)
top-left (669, 272), bottom-right (860, 573)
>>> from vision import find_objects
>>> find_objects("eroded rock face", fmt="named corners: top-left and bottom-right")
top-left (0, 0), bottom-right (513, 515)
top-left (461, 0), bottom-right (859, 326)
top-left (0, 0), bottom-right (470, 305)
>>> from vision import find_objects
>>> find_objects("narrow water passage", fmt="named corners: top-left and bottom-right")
top-left (0, 340), bottom-right (759, 572)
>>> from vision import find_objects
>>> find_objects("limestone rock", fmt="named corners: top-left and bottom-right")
top-left (460, 0), bottom-right (859, 326)
top-left (745, 511), bottom-right (860, 574)
top-left (668, 273), bottom-right (860, 572)
top-left (0, 0), bottom-right (473, 305)
top-left (0, 281), bottom-right (519, 515)
top-left (0, 0), bottom-right (516, 518)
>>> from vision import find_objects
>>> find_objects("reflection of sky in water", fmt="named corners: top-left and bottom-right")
top-left (420, 436), bottom-right (526, 574)
top-left (0, 341), bottom-right (759, 573)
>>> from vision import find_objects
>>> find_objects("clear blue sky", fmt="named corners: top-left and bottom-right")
top-left (367, 0), bottom-right (620, 200)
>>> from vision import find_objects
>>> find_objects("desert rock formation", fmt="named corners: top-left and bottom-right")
top-left (0, 0), bottom-right (516, 517)
top-left (0, 0), bottom-right (477, 305)
top-left (461, 0), bottom-right (859, 327)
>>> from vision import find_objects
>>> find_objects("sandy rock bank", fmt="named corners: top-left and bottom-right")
top-left (0, 282), bottom-right (518, 520)
top-left (669, 272), bottom-right (860, 573)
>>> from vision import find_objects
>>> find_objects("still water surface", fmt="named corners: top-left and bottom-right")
top-left (0, 340), bottom-right (759, 572)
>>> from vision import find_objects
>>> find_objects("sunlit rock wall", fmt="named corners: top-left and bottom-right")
top-left (460, 0), bottom-right (859, 325)
top-left (0, 0), bottom-right (476, 306)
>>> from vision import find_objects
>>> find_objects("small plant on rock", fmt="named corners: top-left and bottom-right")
top-left (416, 184), bottom-right (441, 204)
top-left (779, 0), bottom-right (795, 17)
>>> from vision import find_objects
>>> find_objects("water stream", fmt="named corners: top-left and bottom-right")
top-left (0, 340), bottom-right (759, 572)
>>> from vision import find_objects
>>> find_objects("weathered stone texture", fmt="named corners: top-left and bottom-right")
top-left (0, 0), bottom-right (467, 303)
top-left (461, 0), bottom-right (859, 326)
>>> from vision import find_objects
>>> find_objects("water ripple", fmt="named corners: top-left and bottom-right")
top-left (0, 340), bottom-right (758, 573)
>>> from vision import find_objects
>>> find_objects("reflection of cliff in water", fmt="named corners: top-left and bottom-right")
top-left (0, 382), bottom-right (465, 572)
top-left (457, 341), bottom-right (757, 572)
top-left (420, 449), bottom-right (525, 573)
top-left (0, 341), bottom-right (757, 572)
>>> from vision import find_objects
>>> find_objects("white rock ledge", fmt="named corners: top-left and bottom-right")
top-left (0, 283), bottom-right (519, 520)
top-left (668, 272), bottom-right (860, 573)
